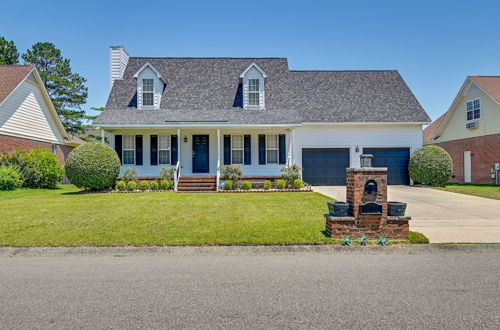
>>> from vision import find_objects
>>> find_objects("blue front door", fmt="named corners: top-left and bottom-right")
top-left (192, 135), bottom-right (209, 173)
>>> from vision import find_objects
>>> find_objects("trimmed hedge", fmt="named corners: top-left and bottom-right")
top-left (409, 145), bottom-right (453, 185)
top-left (0, 165), bottom-right (21, 190)
top-left (65, 143), bottom-right (121, 191)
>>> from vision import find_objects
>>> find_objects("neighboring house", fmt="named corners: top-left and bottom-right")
top-left (93, 46), bottom-right (430, 189)
top-left (0, 65), bottom-right (81, 163)
top-left (424, 76), bottom-right (500, 184)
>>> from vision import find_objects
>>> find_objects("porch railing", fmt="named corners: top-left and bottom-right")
top-left (216, 159), bottom-right (221, 191)
top-left (174, 160), bottom-right (181, 191)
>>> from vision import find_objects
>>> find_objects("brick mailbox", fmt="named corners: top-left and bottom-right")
top-left (325, 160), bottom-right (410, 240)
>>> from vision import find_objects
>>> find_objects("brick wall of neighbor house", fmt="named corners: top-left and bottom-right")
top-left (436, 133), bottom-right (500, 184)
top-left (0, 134), bottom-right (73, 164)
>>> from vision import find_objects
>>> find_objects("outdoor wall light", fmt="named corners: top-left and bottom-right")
top-left (184, 136), bottom-right (188, 143)
top-left (355, 146), bottom-right (360, 153)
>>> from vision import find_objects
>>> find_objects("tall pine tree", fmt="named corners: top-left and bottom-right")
top-left (0, 36), bottom-right (19, 65)
top-left (22, 42), bottom-right (88, 134)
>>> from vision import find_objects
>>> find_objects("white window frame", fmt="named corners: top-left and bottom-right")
top-left (248, 79), bottom-right (260, 107)
top-left (51, 144), bottom-right (57, 154)
top-left (266, 134), bottom-right (278, 164)
top-left (231, 134), bottom-right (244, 165)
top-left (466, 98), bottom-right (480, 121)
top-left (142, 78), bottom-right (154, 107)
top-left (123, 134), bottom-right (135, 165)
top-left (158, 134), bottom-right (171, 165)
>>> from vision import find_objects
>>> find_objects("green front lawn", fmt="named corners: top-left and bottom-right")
top-left (0, 186), bottom-right (332, 246)
top-left (433, 183), bottom-right (500, 201)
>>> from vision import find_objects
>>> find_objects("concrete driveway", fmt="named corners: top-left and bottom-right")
top-left (314, 185), bottom-right (500, 243)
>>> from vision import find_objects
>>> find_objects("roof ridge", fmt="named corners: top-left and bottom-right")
top-left (0, 64), bottom-right (34, 67)
top-left (469, 75), bottom-right (500, 78)
top-left (129, 56), bottom-right (287, 60)
top-left (290, 69), bottom-right (397, 72)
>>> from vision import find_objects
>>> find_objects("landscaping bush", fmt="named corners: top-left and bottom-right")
top-left (293, 179), bottom-right (305, 189)
top-left (0, 165), bottom-right (21, 190)
top-left (281, 164), bottom-right (302, 185)
top-left (408, 231), bottom-right (430, 244)
top-left (221, 165), bottom-right (242, 183)
top-left (127, 181), bottom-right (137, 191)
top-left (159, 168), bottom-right (175, 181)
top-left (160, 180), bottom-right (172, 190)
top-left (122, 167), bottom-right (138, 183)
top-left (263, 180), bottom-right (272, 190)
top-left (149, 181), bottom-right (158, 191)
top-left (409, 145), bottom-right (453, 185)
top-left (276, 179), bottom-right (286, 190)
top-left (139, 180), bottom-right (149, 191)
top-left (116, 181), bottom-right (126, 191)
top-left (224, 180), bottom-right (234, 190)
top-left (241, 181), bottom-right (252, 190)
top-left (1, 148), bottom-right (63, 189)
top-left (65, 143), bottom-right (121, 191)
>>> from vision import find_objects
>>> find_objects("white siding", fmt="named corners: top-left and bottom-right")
top-left (110, 46), bottom-right (129, 90)
top-left (242, 67), bottom-right (265, 109)
top-left (136, 67), bottom-right (163, 110)
top-left (293, 124), bottom-right (423, 168)
top-left (0, 76), bottom-right (64, 144)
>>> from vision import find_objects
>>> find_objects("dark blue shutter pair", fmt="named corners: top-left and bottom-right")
top-left (150, 135), bottom-right (178, 165)
top-left (258, 134), bottom-right (286, 165)
top-left (224, 135), bottom-right (251, 165)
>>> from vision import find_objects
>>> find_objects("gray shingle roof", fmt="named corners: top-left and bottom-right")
top-left (94, 57), bottom-right (430, 125)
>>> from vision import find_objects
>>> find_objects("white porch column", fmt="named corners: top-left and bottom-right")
top-left (100, 128), bottom-right (105, 145)
top-left (177, 128), bottom-right (181, 163)
top-left (288, 128), bottom-right (295, 166)
top-left (217, 129), bottom-right (221, 190)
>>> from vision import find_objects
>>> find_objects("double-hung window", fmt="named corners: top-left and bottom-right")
top-left (158, 134), bottom-right (171, 165)
top-left (231, 135), bottom-right (244, 164)
top-left (123, 135), bottom-right (135, 165)
top-left (142, 79), bottom-right (154, 106)
top-left (266, 134), bottom-right (278, 164)
top-left (466, 99), bottom-right (480, 121)
top-left (248, 79), bottom-right (260, 107)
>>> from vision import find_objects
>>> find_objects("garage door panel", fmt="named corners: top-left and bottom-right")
top-left (302, 148), bottom-right (350, 186)
top-left (363, 148), bottom-right (410, 185)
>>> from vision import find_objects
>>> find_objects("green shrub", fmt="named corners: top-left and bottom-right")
top-left (127, 181), bottom-right (136, 191)
top-left (149, 181), bottom-right (159, 191)
top-left (409, 145), bottom-right (453, 185)
top-left (281, 164), bottom-right (302, 185)
top-left (116, 181), bottom-right (126, 191)
top-left (221, 165), bottom-right (242, 183)
top-left (139, 180), bottom-right (149, 191)
top-left (224, 180), bottom-right (234, 190)
top-left (276, 179), bottom-right (286, 190)
top-left (293, 179), bottom-right (305, 189)
top-left (408, 231), bottom-right (430, 244)
top-left (0, 165), bottom-right (21, 190)
top-left (160, 180), bottom-right (172, 190)
top-left (159, 168), bottom-right (175, 181)
top-left (241, 181), bottom-right (252, 190)
top-left (122, 167), bottom-right (138, 183)
top-left (263, 180), bottom-right (272, 190)
top-left (65, 143), bottom-right (121, 191)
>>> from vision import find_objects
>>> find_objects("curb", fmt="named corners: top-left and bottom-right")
top-left (0, 244), bottom-right (498, 257)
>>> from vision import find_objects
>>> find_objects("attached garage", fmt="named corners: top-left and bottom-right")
top-left (363, 148), bottom-right (410, 185)
top-left (302, 148), bottom-right (350, 185)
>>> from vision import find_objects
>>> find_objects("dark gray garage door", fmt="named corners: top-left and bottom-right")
top-left (363, 148), bottom-right (410, 185)
top-left (302, 148), bottom-right (350, 185)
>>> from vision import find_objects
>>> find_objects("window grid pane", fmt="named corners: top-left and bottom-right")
top-left (248, 79), bottom-right (260, 92)
top-left (231, 135), bottom-right (243, 149)
top-left (123, 150), bottom-right (134, 165)
top-left (159, 150), bottom-right (170, 164)
top-left (143, 79), bottom-right (153, 92)
top-left (232, 150), bottom-right (243, 164)
top-left (266, 135), bottom-right (278, 149)
top-left (267, 150), bottom-right (278, 164)
top-left (143, 93), bottom-right (154, 106)
top-left (466, 99), bottom-right (480, 121)
top-left (248, 92), bottom-right (259, 106)
top-left (158, 134), bottom-right (170, 165)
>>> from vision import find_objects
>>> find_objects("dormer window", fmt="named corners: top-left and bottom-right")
top-left (248, 79), bottom-right (260, 106)
top-left (142, 79), bottom-right (154, 106)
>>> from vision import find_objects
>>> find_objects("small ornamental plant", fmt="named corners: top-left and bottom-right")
top-left (159, 168), bottom-right (175, 181)
top-left (116, 181), bottom-right (126, 191)
top-left (293, 179), bottom-right (305, 189)
top-left (276, 179), bottom-right (286, 190)
top-left (378, 236), bottom-right (390, 246)
top-left (280, 164), bottom-right (302, 186)
top-left (221, 165), bottom-right (243, 183)
top-left (224, 180), bottom-right (234, 190)
top-left (160, 180), bottom-right (172, 190)
top-left (127, 180), bottom-right (137, 191)
top-left (342, 236), bottom-right (353, 246)
top-left (358, 235), bottom-right (368, 246)
top-left (241, 181), bottom-right (252, 190)
top-left (139, 180), bottom-right (149, 191)
top-left (149, 181), bottom-right (159, 191)
top-left (122, 167), bottom-right (138, 183)
top-left (263, 180), bottom-right (272, 190)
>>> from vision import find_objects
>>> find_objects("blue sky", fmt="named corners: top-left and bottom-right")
top-left (1, 0), bottom-right (499, 121)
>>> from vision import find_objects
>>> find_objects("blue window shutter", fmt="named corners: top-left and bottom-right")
top-left (171, 135), bottom-right (178, 165)
top-left (150, 135), bottom-right (158, 165)
top-left (135, 135), bottom-right (143, 165)
top-left (114, 135), bottom-right (122, 164)
top-left (278, 134), bottom-right (286, 165)
top-left (244, 135), bottom-right (251, 165)
top-left (223, 135), bottom-right (231, 165)
top-left (258, 134), bottom-right (266, 165)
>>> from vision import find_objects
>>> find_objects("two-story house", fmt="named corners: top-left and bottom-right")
top-left (424, 76), bottom-right (500, 184)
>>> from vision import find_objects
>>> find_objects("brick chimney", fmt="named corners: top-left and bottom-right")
top-left (109, 46), bottom-right (129, 90)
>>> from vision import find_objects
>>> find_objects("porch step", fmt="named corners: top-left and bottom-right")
top-left (177, 176), bottom-right (217, 192)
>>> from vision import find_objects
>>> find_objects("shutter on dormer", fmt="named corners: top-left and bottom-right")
top-left (260, 80), bottom-right (265, 109)
top-left (243, 81), bottom-right (248, 108)
top-left (153, 80), bottom-right (159, 109)
top-left (137, 84), bottom-right (142, 109)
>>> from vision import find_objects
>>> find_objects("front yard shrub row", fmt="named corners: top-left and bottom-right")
top-left (0, 147), bottom-right (63, 189)
top-left (149, 181), bottom-right (159, 190)
top-left (116, 181), bottom-right (126, 191)
top-left (222, 179), bottom-right (306, 191)
top-left (160, 180), bottom-right (172, 190)
top-left (263, 180), bottom-right (272, 190)
top-left (65, 143), bottom-right (121, 191)
top-left (0, 165), bottom-right (21, 190)
top-left (115, 179), bottom-right (173, 192)
top-left (241, 181), bottom-right (252, 190)
top-left (139, 180), bottom-right (149, 191)
top-left (127, 181), bottom-right (136, 191)
top-left (276, 179), bottom-right (287, 190)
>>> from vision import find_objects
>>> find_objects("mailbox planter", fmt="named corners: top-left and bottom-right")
top-left (327, 201), bottom-right (350, 217)
top-left (388, 202), bottom-right (407, 216)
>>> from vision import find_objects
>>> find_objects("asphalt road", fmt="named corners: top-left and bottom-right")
top-left (0, 247), bottom-right (499, 329)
